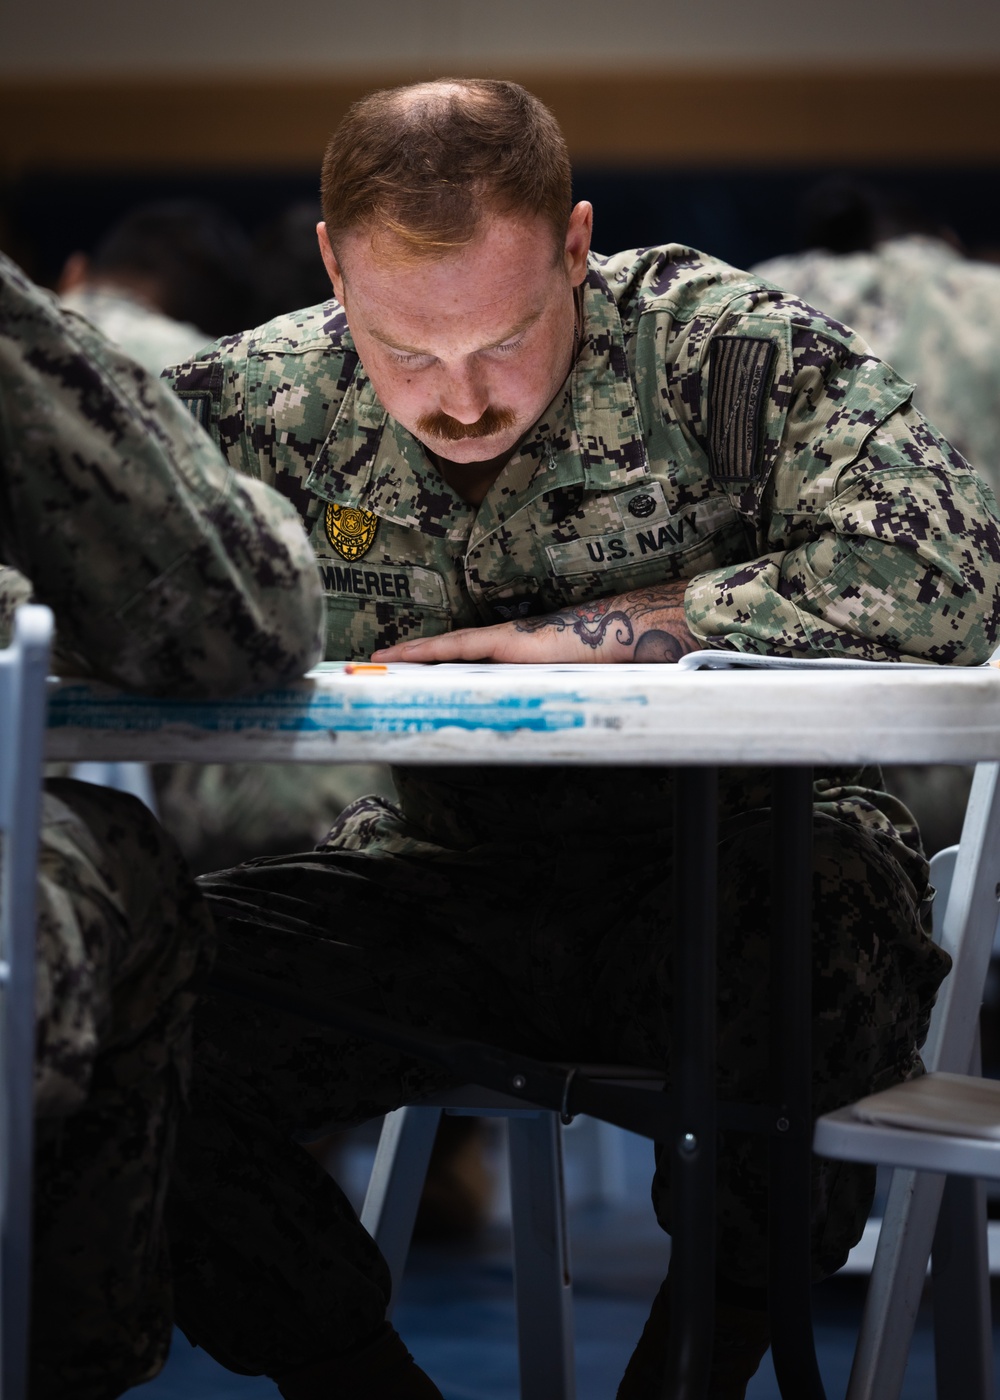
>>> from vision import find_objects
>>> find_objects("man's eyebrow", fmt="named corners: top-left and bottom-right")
top-left (371, 308), bottom-right (543, 356)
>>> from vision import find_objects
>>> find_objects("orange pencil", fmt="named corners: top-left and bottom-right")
top-left (344, 663), bottom-right (389, 674)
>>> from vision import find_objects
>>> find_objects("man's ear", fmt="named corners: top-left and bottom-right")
top-left (564, 202), bottom-right (593, 286)
top-left (57, 251), bottom-right (90, 295)
top-left (316, 223), bottom-right (345, 302)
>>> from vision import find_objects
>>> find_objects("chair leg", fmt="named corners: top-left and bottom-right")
top-left (507, 1113), bottom-right (576, 1400)
top-left (360, 1105), bottom-right (443, 1314)
top-left (845, 1166), bottom-right (945, 1400)
top-left (932, 1173), bottom-right (994, 1400)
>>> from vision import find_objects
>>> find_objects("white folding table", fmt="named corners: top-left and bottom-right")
top-left (44, 657), bottom-right (1000, 1400)
top-left (44, 658), bottom-right (1000, 769)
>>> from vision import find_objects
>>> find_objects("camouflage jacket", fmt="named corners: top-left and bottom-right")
top-left (753, 236), bottom-right (1000, 503)
top-left (0, 251), bottom-right (324, 696)
top-left (165, 246), bottom-right (1000, 852)
top-left (167, 244), bottom-right (1000, 667)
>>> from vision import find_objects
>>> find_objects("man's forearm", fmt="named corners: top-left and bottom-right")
top-left (373, 576), bottom-right (701, 665)
top-left (512, 579), bottom-right (700, 662)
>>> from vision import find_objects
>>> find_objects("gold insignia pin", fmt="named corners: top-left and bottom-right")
top-left (325, 503), bottom-right (378, 561)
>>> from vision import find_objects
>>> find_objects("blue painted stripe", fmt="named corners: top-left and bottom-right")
top-left (46, 683), bottom-right (648, 735)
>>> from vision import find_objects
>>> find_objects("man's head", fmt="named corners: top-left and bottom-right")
top-left (59, 200), bottom-right (253, 339)
top-left (316, 79), bottom-right (592, 471)
top-left (320, 78), bottom-right (572, 265)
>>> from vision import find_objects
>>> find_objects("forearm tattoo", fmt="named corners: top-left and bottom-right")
top-left (515, 600), bottom-right (635, 649)
top-left (634, 629), bottom-right (692, 662)
top-left (514, 586), bottom-right (698, 661)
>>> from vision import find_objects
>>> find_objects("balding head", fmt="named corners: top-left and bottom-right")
top-left (319, 78), bottom-right (572, 268)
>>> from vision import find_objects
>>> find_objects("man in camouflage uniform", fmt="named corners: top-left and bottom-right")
top-left (0, 250), bottom-right (323, 1399)
top-left (163, 81), bottom-right (1000, 1399)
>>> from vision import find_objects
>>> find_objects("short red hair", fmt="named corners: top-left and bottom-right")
top-left (320, 78), bottom-right (572, 263)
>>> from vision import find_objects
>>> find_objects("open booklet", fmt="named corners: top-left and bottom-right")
top-left (314, 652), bottom-right (972, 675)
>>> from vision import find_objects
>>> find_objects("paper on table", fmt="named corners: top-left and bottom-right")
top-left (312, 661), bottom-right (684, 675)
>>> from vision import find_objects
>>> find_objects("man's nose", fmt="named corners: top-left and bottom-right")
top-left (438, 362), bottom-right (490, 424)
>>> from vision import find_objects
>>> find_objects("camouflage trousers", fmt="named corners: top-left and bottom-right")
top-left (32, 779), bottom-right (213, 1400)
top-left (168, 795), bottom-right (950, 1380)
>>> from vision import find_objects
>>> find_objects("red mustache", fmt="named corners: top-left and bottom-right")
top-left (417, 405), bottom-right (518, 441)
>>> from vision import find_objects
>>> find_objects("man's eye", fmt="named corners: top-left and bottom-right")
top-left (389, 350), bottom-right (428, 366)
top-left (493, 337), bottom-right (524, 355)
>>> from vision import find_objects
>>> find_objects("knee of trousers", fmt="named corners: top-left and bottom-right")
top-left (36, 778), bottom-right (215, 1115)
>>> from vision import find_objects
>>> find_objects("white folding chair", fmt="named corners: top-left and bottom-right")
top-left (360, 1070), bottom-right (664, 1400)
top-left (814, 760), bottom-right (1000, 1400)
top-left (0, 605), bottom-right (53, 1400)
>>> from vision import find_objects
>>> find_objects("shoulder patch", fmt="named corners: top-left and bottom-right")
top-left (707, 336), bottom-right (777, 482)
top-left (174, 389), bottom-right (213, 431)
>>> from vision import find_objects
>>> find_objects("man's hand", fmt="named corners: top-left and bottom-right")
top-left (372, 578), bottom-right (701, 664)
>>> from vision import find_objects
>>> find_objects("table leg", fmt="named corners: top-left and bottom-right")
top-left (663, 766), bottom-right (718, 1400)
top-left (768, 766), bottom-right (826, 1398)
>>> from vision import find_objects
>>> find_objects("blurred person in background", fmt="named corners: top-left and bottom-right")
top-left (754, 176), bottom-right (1000, 503)
top-left (57, 198), bottom-right (254, 373)
top-left (250, 199), bottom-right (334, 326)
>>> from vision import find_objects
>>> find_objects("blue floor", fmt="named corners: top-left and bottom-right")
top-left (135, 1125), bottom-right (990, 1399)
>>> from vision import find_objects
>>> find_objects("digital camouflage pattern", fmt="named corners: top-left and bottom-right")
top-left (754, 235), bottom-right (1000, 502)
top-left (6, 254), bottom-right (347, 884)
top-left (0, 249), bottom-right (324, 695)
top-left (165, 244), bottom-right (1000, 855)
top-left (32, 780), bottom-right (214, 1400)
top-left (167, 243), bottom-right (1000, 668)
top-left (159, 246), bottom-right (998, 1378)
top-left (0, 250), bottom-right (324, 1397)
top-left (154, 757), bottom-right (396, 874)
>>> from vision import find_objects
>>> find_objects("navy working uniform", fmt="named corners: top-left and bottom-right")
top-left (161, 245), bottom-right (1000, 1380)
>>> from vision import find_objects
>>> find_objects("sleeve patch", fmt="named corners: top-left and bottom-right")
top-left (174, 390), bottom-right (213, 431)
top-left (707, 336), bottom-right (777, 483)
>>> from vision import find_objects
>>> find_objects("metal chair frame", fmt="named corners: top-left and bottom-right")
top-left (814, 760), bottom-right (1000, 1400)
top-left (0, 605), bottom-right (54, 1400)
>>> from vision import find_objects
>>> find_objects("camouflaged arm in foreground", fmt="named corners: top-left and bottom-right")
top-left (0, 564), bottom-right (32, 650)
top-left (684, 294), bottom-right (1000, 663)
top-left (0, 251), bottom-right (323, 696)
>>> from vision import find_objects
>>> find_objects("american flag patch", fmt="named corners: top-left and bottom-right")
top-left (707, 337), bottom-right (776, 482)
top-left (175, 390), bottom-right (213, 430)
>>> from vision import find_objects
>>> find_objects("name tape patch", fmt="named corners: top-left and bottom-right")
top-left (545, 496), bottom-right (735, 576)
top-left (319, 561), bottom-right (448, 611)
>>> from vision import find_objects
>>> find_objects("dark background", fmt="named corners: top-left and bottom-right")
top-left (5, 162), bottom-right (999, 293)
